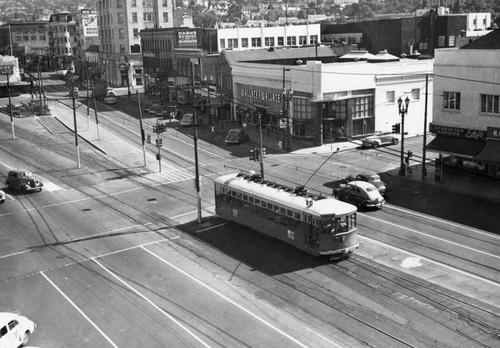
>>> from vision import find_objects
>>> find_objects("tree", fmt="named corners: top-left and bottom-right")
top-left (297, 10), bottom-right (307, 19)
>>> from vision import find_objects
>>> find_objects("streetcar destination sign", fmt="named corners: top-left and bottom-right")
top-left (0, 65), bottom-right (14, 74)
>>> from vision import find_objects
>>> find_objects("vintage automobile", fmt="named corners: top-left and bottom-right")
top-left (0, 189), bottom-right (5, 203)
top-left (333, 180), bottom-right (385, 210)
top-left (362, 131), bottom-right (399, 148)
top-left (0, 312), bottom-right (36, 348)
top-left (103, 95), bottom-right (117, 104)
top-left (225, 128), bottom-right (249, 145)
top-left (179, 113), bottom-right (202, 126)
top-left (5, 170), bottom-right (43, 192)
top-left (346, 173), bottom-right (390, 196)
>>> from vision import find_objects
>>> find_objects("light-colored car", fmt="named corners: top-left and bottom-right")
top-left (333, 180), bottom-right (385, 210)
top-left (179, 113), bottom-right (201, 127)
top-left (361, 132), bottom-right (399, 148)
top-left (103, 95), bottom-right (117, 104)
top-left (5, 170), bottom-right (43, 192)
top-left (346, 173), bottom-right (390, 196)
top-left (225, 128), bottom-right (249, 145)
top-left (0, 189), bottom-right (5, 203)
top-left (0, 312), bottom-right (36, 347)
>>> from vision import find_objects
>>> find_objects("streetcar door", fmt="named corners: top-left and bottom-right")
top-left (304, 214), bottom-right (317, 249)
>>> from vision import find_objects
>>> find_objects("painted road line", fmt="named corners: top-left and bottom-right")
top-left (92, 258), bottom-right (212, 348)
top-left (41, 271), bottom-right (119, 348)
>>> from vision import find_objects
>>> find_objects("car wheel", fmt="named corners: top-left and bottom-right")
top-left (392, 138), bottom-right (399, 145)
top-left (21, 330), bottom-right (30, 346)
top-left (372, 142), bottom-right (379, 148)
top-left (333, 192), bottom-right (339, 199)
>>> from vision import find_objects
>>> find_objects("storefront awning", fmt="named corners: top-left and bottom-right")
top-left (426, 135), bottom-right (485, 158)
top-left (474, 139), bottom-right (500, 164)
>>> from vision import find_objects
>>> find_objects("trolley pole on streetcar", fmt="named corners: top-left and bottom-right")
top-left (259, 111), bottom-right (265, 178)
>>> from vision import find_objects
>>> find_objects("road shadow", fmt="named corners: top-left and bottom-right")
top-left (177, 216), bottom-right (333, 275)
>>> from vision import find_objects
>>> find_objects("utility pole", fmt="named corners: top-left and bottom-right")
top-left (0, 65), bottom-right (15, 139)
top-left (422, 73), bottom-right (429, 180)
top-left (91, 81), bottom-right (101, 141)
top-left (191, 59), bottom-right (202, 223)
top-left (71, 82), bottom-right (81, 169)
top-left (137, 91), bottom-right (147, 167)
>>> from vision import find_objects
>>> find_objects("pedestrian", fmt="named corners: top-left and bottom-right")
top-left (128, 90), bottom-right (132, 98)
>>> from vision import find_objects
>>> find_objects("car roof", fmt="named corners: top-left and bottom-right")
top-left (347, 180), bottom-right (377, 189)
top-left (8, 169), bottom-right (29, 174)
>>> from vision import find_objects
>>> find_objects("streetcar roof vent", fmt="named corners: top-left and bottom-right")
top-left (293, 185), bottom-right (307, 195)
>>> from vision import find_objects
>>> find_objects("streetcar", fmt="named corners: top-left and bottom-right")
top-left (214, 172), bottom-right (359, 259)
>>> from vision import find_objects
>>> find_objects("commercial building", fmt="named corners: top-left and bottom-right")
top-left (429, 29), bottom-right (500, 179)
top-left (228, 49), bottom-right (433, 148)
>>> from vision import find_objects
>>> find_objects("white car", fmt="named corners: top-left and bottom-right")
top-left (0, 312), bottom-right (36, 347)
top-left (0, 189), bottom-right (5, 203)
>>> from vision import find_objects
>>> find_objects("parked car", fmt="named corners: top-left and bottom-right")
top-left (5, 170), bottom-right (43, 192)
top-left (0, 189), bottom-right (5, 203)
top-left (346, 173), bottom-right (390, 196)
top-left (103, 95), bottom-right (117, 104)
top-left (0, 312), bottom-right (36, 347)
top-left (362, 132), bottom-right (399, 148)
top-left (225, 128), bottom-right (249, 144)
top-left (179, 113), bottom-right (201, 126)
top-left (333, 180), bottom-right (385, 210)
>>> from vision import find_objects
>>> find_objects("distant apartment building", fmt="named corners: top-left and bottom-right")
top-left (48, 12), bottom-right (78, 72)
top-left (429, 29), bottom-right (500, 179)
top-left (96, 0), bottom-right (175, 88)
top-left (217, 23), bottom-right (320, 51)
top-left (0, 21), bottom-right (49, 69)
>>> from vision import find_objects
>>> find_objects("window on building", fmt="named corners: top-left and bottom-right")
top-left (386, 91), bottom-right (395, 103)
top-left (448, 35), bottom-right (455, 47)
top-left (241, 38), bottom-right (248, 48)
top-left (352, 96), bottom-right (374, 119)
top-left (132, 12), bottom-right (137, 22)
top-left (23, 35), bottom-right (29, 41)
top-left (131, 0), bottom-right (137, 6)
top-left (144, 13), bottom-right (154, 22)
top-left (163, 12), bottom-right (169, 22)
top-left (228, 38), bottom-right (238, 49)
top-left (443, 91), bottom-right (461, 110)
top-left (481, 94), bottom-right (500, 114)
top-left (265, 37), bottom-right (274, 46)
top-left (483, 18), bottom-right (487, 26)
top-left (293, 97), bottom-right (312, 120)
top-left (299, 36), bottom-right (307, 45)
top-left (220, 38), bottom-right (225, 49)
top-left (419, 41), bottom-right (428, 51)
top-left (120, 44), bottom-right (126, 53)
top-left (117, 12), bottom-right (124, 23)
top-left (117, 0), bottom-right (123, 7)
top-left (118, 28), bottom-right (125, 39)
top-left (277, 36), bottom-right (284, 46)
top-left (133, 28), bottom-right (139, 38)
top-left (287, 36), bottom-right (296, 46)
top-left (143, 0), bottom-right (153, 5)
top-left (251, 37), bottom-right (261, 47)
top-left (310, 35), bottom-right (318, 44)
top-left (30, 35), bottom-right (36, 41)
top-left (411, 88), bottom-right (420, 100)
top-left (162, 0), bottom-right (168, 5)
top-left (438, 35), bottom-right (445, 47)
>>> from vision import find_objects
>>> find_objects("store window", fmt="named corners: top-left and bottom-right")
top-left (299, 36), bottom-right (307, 45)
top-left (310, 35), bottom-right (318, 44)
top-left (443, 91), bottom-right (461, 110)
top-left (448, 35), bottom-right (455, 47)
top-left (242, 38), bottom-right (248, 47)
top-left (277, 36), bottom-right (284, 46)
top-left (163, 12), bottom-right (169, 22)
top-left (220, 38), bottom-right (225, 49)
top-left (386, 91), bottom-right (395, 103)
top-left (480, 94), bottom-right (500, 114)
top-left (228, 38), bottom-right (238, 49)
top-left (287, 36), bottom-right (296, 46)
top-left (411, 88), bottom-right (420, 100)
top-left (132, 12), bottom-right (137, 22)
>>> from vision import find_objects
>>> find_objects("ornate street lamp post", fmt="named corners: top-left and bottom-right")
top-left (397, 96), bottom-right (410, 176)
top-left (282, 88), bottom-right (293, 152)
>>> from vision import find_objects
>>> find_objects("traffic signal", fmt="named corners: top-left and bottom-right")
top-left (262, 147), bottom-right (266, 158)
top-left (152, 124), bottom-right (158, 133)
top-left (407, 150), bottom-right (413, 158)
top-left (255, 148), bottom-right (260, 161)
top-left (249, 149), bottom-right (255, 161)
top-left (392, 123), bottom-right (401, 134)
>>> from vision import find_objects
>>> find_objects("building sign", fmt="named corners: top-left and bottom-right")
top-left (176, 30), bottom-right (198, 47)
top-left (430, 124), bottom-right (486, 140)
top-left (240, 86), bottom-right (283, 104)
top-left (82, 12), bottom-right (98, 37)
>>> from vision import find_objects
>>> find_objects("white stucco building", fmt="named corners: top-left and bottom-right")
top-left (429, 29), bottom-right (500, 178)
